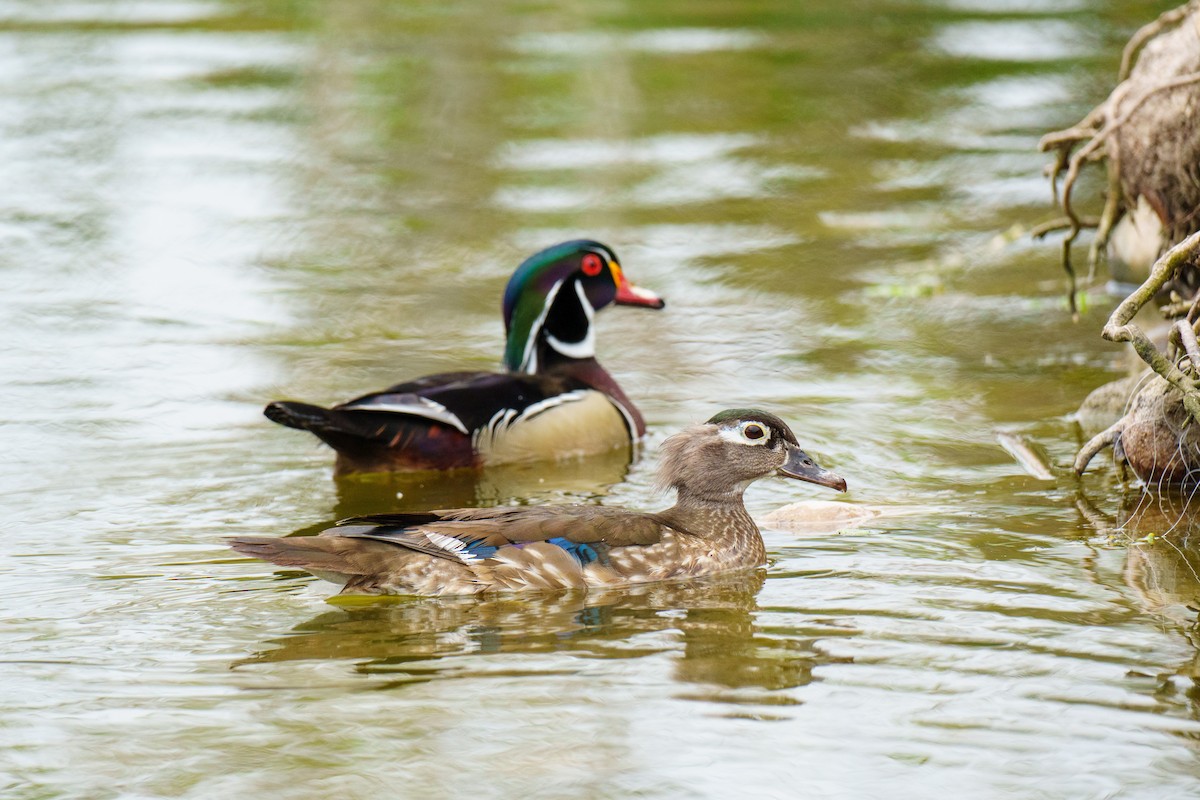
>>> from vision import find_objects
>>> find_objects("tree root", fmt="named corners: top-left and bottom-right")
top-left (1041, 71), bottom-right (1200, 304)
top-left (1075, 420), bottom-right (1126, 476)
top-left (1051, 3), bottom-right (1200, 486)
top-left (1102, 231), bottom-right (1200, 420)
top-left (1087, 151), bottom-right (1122, 284)
top-left (1076, 234), bottom-right (1200, 483)
top-left (1038, 0), bottom-right (1200, 311)
top-left (1119, 0), bottom-right (1199, 80)
top-left (1172, 317), bottom-right (1200, 374)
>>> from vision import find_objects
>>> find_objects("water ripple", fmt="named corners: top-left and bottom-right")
top-left (512, 28), bottom-right (768, 57)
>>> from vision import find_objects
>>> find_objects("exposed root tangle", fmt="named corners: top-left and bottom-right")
top-left (1039, 3), bottom-right (1200, 305)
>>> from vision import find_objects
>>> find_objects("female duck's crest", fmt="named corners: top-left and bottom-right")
top-left (502, 240), bottom-right (664, 374)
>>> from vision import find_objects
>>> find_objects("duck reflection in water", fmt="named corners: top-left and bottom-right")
top-left (322, 445), bottom-right (635, 527)
top-left (234, 409), bottom-right (848, 703)
top-left (233, 570), bottom-right (845, 696)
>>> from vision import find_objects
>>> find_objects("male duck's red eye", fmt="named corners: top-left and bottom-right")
top-left (581, 253), bottom-right (604, 276)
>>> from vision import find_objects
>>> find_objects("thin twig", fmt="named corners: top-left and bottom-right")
top-left (1087, 149), bottom-right (1123, 282)
top-left (1038, 104), bottom-right (1107, 152)
top-left (1063, 232), bottom-right (1079, 316)
top-left (1031, 216), bottom-right (1100, 239)
top-left (1162, 300), bottom-right (1193, 318)
top-left (1172, 318), bottom-right (1200, 375)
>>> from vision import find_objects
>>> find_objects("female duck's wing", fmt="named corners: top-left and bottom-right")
top-left (231, 505), bottom-right (677, 593)
top-left (332, 505), bottom-right (669, 565)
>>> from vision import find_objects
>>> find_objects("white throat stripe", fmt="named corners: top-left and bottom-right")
top-left (545, 280), bottom-right (596, 360)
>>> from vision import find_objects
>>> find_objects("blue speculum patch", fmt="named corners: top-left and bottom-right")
top-left (546, 537), bottom-right (609, 565)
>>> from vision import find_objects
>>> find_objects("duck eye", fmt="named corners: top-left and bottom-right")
top-left (743, 424), bottom-right (765, 441)
top-left (581, 253), bottom-right (604, 277)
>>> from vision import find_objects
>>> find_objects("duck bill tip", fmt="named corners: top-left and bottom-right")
top-left (782, 469), bottom-right (848, 492)
top-left (614, 281), bottom-right (665, 309)
top-left (779, 450), bottom-right (848, 492)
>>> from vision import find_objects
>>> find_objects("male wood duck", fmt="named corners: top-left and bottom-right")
top-left (265, 240), bottom-right (664, 474)
top-left (230, 409), bottom-right (848, 596)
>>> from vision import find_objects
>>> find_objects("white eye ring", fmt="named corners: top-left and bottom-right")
top-left (716, 420), bottom-right (772, 446)
top-left (739, 421), bottom-right (770, 445)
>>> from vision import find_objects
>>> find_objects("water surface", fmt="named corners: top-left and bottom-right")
top-left (4, 1), bottom-right (1200, 798)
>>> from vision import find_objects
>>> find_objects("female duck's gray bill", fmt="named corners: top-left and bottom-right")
top-left (779, 445), bottom-right (848, 492)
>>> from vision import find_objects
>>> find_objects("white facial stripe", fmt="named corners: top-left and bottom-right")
top-left (717, 421), bottom-right (772, 446)
top-left (519, 279), bottom-right (565, 373)
top-left (545, 279), bottom-right (596, 360)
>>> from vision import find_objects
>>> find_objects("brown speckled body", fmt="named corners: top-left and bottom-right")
top-left (596, 504), bottom-right (765, 586)
top-left (328, 503), bottom-right (767, 596)
top-left (230, 409), bottom-right (846, 598)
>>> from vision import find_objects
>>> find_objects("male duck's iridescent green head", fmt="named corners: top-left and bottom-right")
top-left (502, 240), bottom-right (664, 373)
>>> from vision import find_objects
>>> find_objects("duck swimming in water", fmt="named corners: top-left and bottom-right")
top-left (265, 240), bottom-right (664, 475)
top-left (230, 409), bottom-right (848, 596)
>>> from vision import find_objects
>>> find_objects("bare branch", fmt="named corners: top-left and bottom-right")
top-left (1075, 421), bottom-right (1124, 475)
top-left (1171, 318), bottom-right (1200, 375)
top-left (1030, 216), bottom-right (1099, 239)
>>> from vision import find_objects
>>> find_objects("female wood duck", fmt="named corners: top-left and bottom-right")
top-left (230, 409), bottom-right (848, 596)
top-left (265, 240), bottom-right (664, 474)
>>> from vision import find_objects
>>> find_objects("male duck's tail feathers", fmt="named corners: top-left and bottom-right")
top-left (265, 400), bottom-right (477, 472)
top-left (265, 401), bottom-right (346, 434)
top-left (264, 400), bottom-right (400, 451)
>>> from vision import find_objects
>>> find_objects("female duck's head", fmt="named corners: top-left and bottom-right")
top-left (656, 409), bottom-right (848, 502)
top-left (502, 240), bottom-right (664, 374)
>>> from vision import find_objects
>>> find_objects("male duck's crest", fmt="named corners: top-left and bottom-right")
top-left (263, 240), bottom-right (664, 474)
top-left (231, 409), bottom-right (848, 597)
top-left (502, 239), bottom-right (664, 374)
